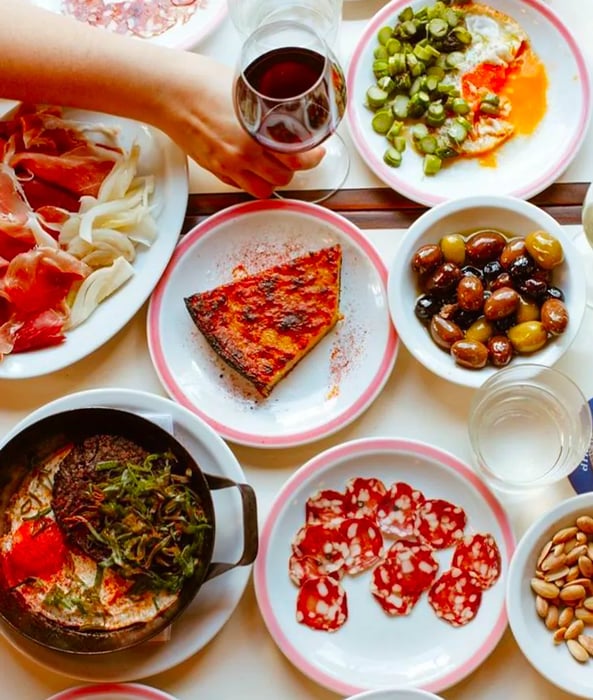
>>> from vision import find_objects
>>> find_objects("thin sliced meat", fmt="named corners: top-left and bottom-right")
top-left (9, 308), bottom-right (68, 353)
top-left (305, 489), bottom-right (347, 525)
top-left (415, 498), bottom-right (467, 549)
top-left (291, 522), bottom-right (349, 575)
top-left (452, 532), bottom-right (502, 590)
top-left (344, 476), bottom-right (387, 520)
top-left (339, 517), bottom-right (384, 575)
top-left (428, 567), bottom-right (482, 627)
top-left (370, 561), bottom-right (421, 616)
top-left (288, 553), bottom-right (345, 586)
top-left (0, 247), bottom-right (89, 315)
top-left (376, 481), bottom-right (425, 538)
top-left (11, 147), bottom-right (117, 199)
top-left (385, 538), bottom-right (439, 595)
top-left (296, 575), bottom-right (348, 631)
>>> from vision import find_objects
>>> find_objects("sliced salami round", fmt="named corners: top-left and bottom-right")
top-left (452, 532), bottom-right (502, 590)
top-left (344, 476), bottom-right (387, 520)
top-left (376, 481), bottom-right (425, 538)
top-left (288, 553), bottom-right (345, 586)
top-left (428, 567), bottom-right (483, 627)
top-left (305, 489), bottom-right (348, 525)
top-left (370, 561), bottom-right (421, 616)
top-left (339, 516), bottom-right (384, 575)
top-left (385, 538), bottom-right (439, 595)
top-left (296, 575), bottom-right (348, 631)
top-left (415, 498), bottom-right (467, 549)
top-left (292, 522), bottom-right (349, 575)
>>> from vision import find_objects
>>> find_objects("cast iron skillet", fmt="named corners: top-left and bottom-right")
top-left (0, 407), bottom-right (258, 654)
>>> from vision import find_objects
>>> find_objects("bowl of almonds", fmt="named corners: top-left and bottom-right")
top-left (507, 493), bottom-right (593, 696)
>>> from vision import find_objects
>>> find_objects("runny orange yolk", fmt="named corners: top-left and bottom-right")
top-left (500, 48), bottom-right (548, 135)
top-left (462, 50), bottom-right (548, 136)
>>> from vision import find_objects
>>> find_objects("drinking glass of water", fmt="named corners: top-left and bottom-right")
top-left (468, 363), bottom-right (592, 494)
top-left (227, 0), bottom-right (343, 50)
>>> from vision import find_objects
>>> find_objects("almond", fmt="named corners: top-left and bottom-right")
top-left (567, 639), bottom-right (589, 663)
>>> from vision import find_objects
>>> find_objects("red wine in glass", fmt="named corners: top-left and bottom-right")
top-left (234, 26), bottom-right (347, 154)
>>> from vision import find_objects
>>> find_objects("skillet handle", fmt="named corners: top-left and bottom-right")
top-left (203, 474), bottom-right (259, 581)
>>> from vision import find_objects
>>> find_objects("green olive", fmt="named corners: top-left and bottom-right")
top-left (515, 296), bottom-right (541, 324)
top-left (439, 233), bottom-right (466, 265)
top-left (524, 230), bottom-right (564, 270)
top-left (465, 317), bottom-right (494, 344)
top-left (507, 321), bottom-right (548, 353)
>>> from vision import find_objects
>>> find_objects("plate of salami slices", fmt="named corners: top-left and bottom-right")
top-left (253, 437), bottom-right (515, 696)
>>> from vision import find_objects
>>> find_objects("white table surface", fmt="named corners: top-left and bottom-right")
top-left (2, 1), bottom-right (593, 699)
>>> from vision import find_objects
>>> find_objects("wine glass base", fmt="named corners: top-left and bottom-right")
top-left (273, 132), bottom-right (350, 205)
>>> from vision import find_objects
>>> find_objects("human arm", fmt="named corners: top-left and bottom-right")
top-left (0, 1), bottom-right (323, 198)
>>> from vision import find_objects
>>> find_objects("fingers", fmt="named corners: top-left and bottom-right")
top-left (275, 146), bottom-right (326, 172)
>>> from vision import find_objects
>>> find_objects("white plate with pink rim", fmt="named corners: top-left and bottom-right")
top-left (46, 684), bottom-right (179, 700)
top-left (345, 0), bottom-right (591, 207)
top-left (146, 199), bottom-right (399, 448)
top-left (253, 437), bottom-right (515, 696)
top-left (29, 0), bottom-right (227, 50)
top-left (0, 105), bottom-right (188, 380)
top-left (0, 388), bottom-right (251, 682)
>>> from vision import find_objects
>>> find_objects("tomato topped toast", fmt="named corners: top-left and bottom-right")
top-left (184, 244), bottom-right (342, 397)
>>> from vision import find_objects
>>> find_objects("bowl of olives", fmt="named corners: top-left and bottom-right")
top-left (387, 194), bottom-right (586, 387)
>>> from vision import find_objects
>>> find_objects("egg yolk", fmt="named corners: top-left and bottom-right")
top-left (500, 48), bottom-right (548, 135)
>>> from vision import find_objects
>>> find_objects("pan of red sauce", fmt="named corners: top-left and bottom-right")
top-left (0, 408), bottom-right (258, 654)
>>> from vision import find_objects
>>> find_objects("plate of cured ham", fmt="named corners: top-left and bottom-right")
top-left (146, 199), bottom-right (399, 448)
top-left (346, 0), bottom-right (590, 206)
top-left (29, 0), bottom-right (227, 49)
top-left (253, 437), bottom-right (515, 696)
top-left (0, 102), bottom-right (188, 379)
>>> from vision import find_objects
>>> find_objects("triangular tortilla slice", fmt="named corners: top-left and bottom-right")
top-left (184, 244), bottom-right (342, 397)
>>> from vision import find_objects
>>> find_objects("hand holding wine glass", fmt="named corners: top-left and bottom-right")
top-left (233, 20), bottom-right (350, 203)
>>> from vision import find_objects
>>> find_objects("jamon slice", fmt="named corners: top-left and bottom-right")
top-left (184, 245), bottom-right (342, 397)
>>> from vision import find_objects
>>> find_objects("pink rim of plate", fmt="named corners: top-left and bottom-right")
top-left (173, 0), bottom-right (227, 51)
top-left (346, 0), bottom-right (591, 207)
top-left (253, 437), bottom-right (516, 696)
top-left (46, 684), bottom-right (177, 700)
top-left (147, 199), bottom-right (399, 448)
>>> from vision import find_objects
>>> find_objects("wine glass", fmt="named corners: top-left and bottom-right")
top-left (233, 20), bottom-right (350, 203)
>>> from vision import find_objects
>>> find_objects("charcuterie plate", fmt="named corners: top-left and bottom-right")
top-left (0, 388), bottom-right (250, 682)
top-left (346, 0), bottom-right (590, 206)
top-left (254, 437), bottom-right (515, 696)
top-left (0, 104), bottom-right (187, 379)
top-left (147, 199), bottom-right (398, 448)
top-left (29, 0), bottom-right (226, 49)
top-left (46, 684), bottom-right (179, 700)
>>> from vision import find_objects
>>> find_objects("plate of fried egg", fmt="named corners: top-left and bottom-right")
top-left (346, 0), bottom-right (591, 206)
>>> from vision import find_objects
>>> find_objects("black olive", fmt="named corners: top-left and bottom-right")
top-left (518, 277), bottom-right (548, 302)
top-left (414, 294), bottom-right (440, 323)
top-left (453, 308), bottom-right (481, 330)
top-left (545, 286), bottom-right (565, 302)
top-left (493, 314), bottom-right (517, 333)
top-left (482, 259), bottom-right (503, 282)
top-left (460, 265), bottom-right (484, 280)
top-left (508, 254), bottom-right (536, 282)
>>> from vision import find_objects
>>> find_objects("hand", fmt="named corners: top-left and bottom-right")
top-left (153, 54), bottom-right (325, 198)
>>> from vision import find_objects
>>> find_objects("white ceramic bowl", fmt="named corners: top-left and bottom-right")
top-left (387, 194), bottom-right (586, 388)
top-left (507, 493), bottom-right (593, 698)
top-left (346, 691), bottom-right (444, 700)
